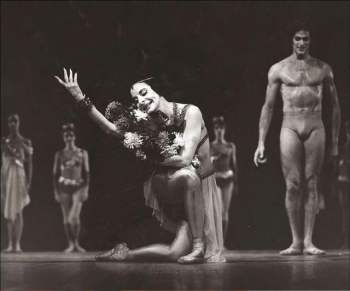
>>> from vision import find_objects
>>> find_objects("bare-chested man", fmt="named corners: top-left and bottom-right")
top-left (253, 23), bottom-right (341, 255)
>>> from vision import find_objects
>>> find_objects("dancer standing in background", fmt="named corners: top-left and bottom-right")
top-left (210, 116), bottom-right (238, 247)
top-left (1, 114), bottom-right (33, 253)
top-left (253, 22), bottom-right (341, 255)
top-left (53, 123), bottom-right (90, 253)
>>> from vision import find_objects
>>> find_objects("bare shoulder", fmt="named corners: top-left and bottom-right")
top-left (187, 104), bottom-right (201, 115)
top-left (268, 59), bottom-right (286, 81)
top-left (311, 57), bottom-right (333, 73)
top-left (77, 147), bottom-right (88, 156)
top-left (82, 149), bottom-right (89, 157)
top-left (179, 103), bottom-right (202, 118)
top-left (22, 137), bottom-right (33, 147)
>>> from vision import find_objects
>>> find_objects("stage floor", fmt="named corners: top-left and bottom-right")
top-left (1, 250), bottom-right (349, 290)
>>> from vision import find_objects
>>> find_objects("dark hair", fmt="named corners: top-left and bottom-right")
top-left (62, 123), bottom-right (75, 134)
top-left (212, 116), bottom-right (226, 128)
top-left (287, 19), bottom-right (312, 39)
top-left (114, 75), bottom-right (164, 107)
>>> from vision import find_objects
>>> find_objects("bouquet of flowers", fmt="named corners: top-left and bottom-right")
top-left (105, 100), bottom-right (196, 164)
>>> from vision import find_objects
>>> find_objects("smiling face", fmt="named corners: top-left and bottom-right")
top-left (130, 82), bottom-right (160, 114)
top-left (293, 30), bottom-right (310, 58)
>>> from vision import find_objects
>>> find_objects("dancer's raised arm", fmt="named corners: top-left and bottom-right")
top-left (54, 68), bottom-right (120, 137)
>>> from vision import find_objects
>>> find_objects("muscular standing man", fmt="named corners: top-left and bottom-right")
top-left (253, 23), bottom-right (341, 255)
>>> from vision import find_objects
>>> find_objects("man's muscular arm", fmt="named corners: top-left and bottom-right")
top-left (259, 65), bottom-right (281, 146)
top-left (254, 64), bottom-right (281, 166)
top-left (324, 64), bottom-right (341, 156)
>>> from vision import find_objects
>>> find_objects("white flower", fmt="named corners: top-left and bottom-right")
top-left (161, 145), bottom-right (178, 158)
top-left (173, 132), bottom-right (185, 148)
top-left (133, 109), bottom-right (148, 121)
top-left (123, 132), bottom-right (143, 149)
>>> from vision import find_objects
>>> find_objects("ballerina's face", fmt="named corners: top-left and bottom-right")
top-left (63, 131), bottom-right (76, 144)
top-left (214, 125), bottom-right (226, 139)
top-left (130, 82), bottom-right (160, 114)
top-left (8, 115), bottom-right (20, 133)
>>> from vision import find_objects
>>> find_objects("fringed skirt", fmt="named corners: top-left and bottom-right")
top-left (1, 157), bottom-right (30, 221)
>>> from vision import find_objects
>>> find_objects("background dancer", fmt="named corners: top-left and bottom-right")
top-left (53, 123), bottom-right (90, 253)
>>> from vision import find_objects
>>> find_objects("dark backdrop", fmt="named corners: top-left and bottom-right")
top-left (1, 1), bottom-right (349, 251)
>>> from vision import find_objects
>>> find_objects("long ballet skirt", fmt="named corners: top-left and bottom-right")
top-left (1, 155), bottom-right (30, 221)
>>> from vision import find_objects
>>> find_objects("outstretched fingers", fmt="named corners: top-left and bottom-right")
top-left (54, 76), bottom-right (65, 86)
top-left (69, 69), bottom-right (73, 82)
top-left (63, 68), bottom-right (69, 83)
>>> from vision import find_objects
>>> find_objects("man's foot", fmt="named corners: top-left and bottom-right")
top-left (63, 243), bottom-right (75, 253)
top-left (2, 245), bottom-right (13, 253)
top-left (280, 244), bottom-right (302, 256)
top-left (74, 243), bottom-right (86, 253)
top-left (303, 245), bottom-right (325, 255)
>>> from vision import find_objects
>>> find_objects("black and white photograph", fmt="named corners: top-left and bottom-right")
top-left (1, 1), bottom-right (349, 290)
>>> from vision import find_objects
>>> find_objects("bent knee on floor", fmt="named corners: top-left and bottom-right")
top-left (177, 171), bottom-right (200, 189)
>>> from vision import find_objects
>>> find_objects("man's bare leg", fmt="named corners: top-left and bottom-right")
top-left (280, 128), bottom-right (303, 255)
top-left (303, 128), bottom-right (325, 255)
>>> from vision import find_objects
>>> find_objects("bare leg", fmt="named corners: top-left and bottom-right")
top-left (183, 175), bottom-right (204, 239)
top-left (60, 194), bottom-right (74, 253)
top-left (4, 220), bottom-right (14, 252)
top-left (13, 213), bottom-right (23, 252)
top-left (178, 173), bottom-right (205, 263)
top-left (69, 194), bottom-right (85, 252)
top-left (279, 128), bottom-right (303, 255)
top-left (221, 181), bottom-right (234, 247)
top-left (303, 127), bottom-right (325, 255)
top-left (128, 221), bottom-right (191, 261)
top-left (152, 169), bottom-right (204, 263)
top-left (96, 222), bottom-right (191, 262)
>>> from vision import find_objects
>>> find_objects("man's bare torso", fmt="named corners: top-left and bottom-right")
top-left (275, 56), bottom-right (330, 113)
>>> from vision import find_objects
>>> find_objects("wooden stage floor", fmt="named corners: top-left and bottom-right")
top-left (1, 250), bottom-right (349, 290)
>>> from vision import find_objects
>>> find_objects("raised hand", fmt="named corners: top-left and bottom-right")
top-left (54, 68), bottom-right (85, 102)
top-left (253, 144), bottom-right (267, 167)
